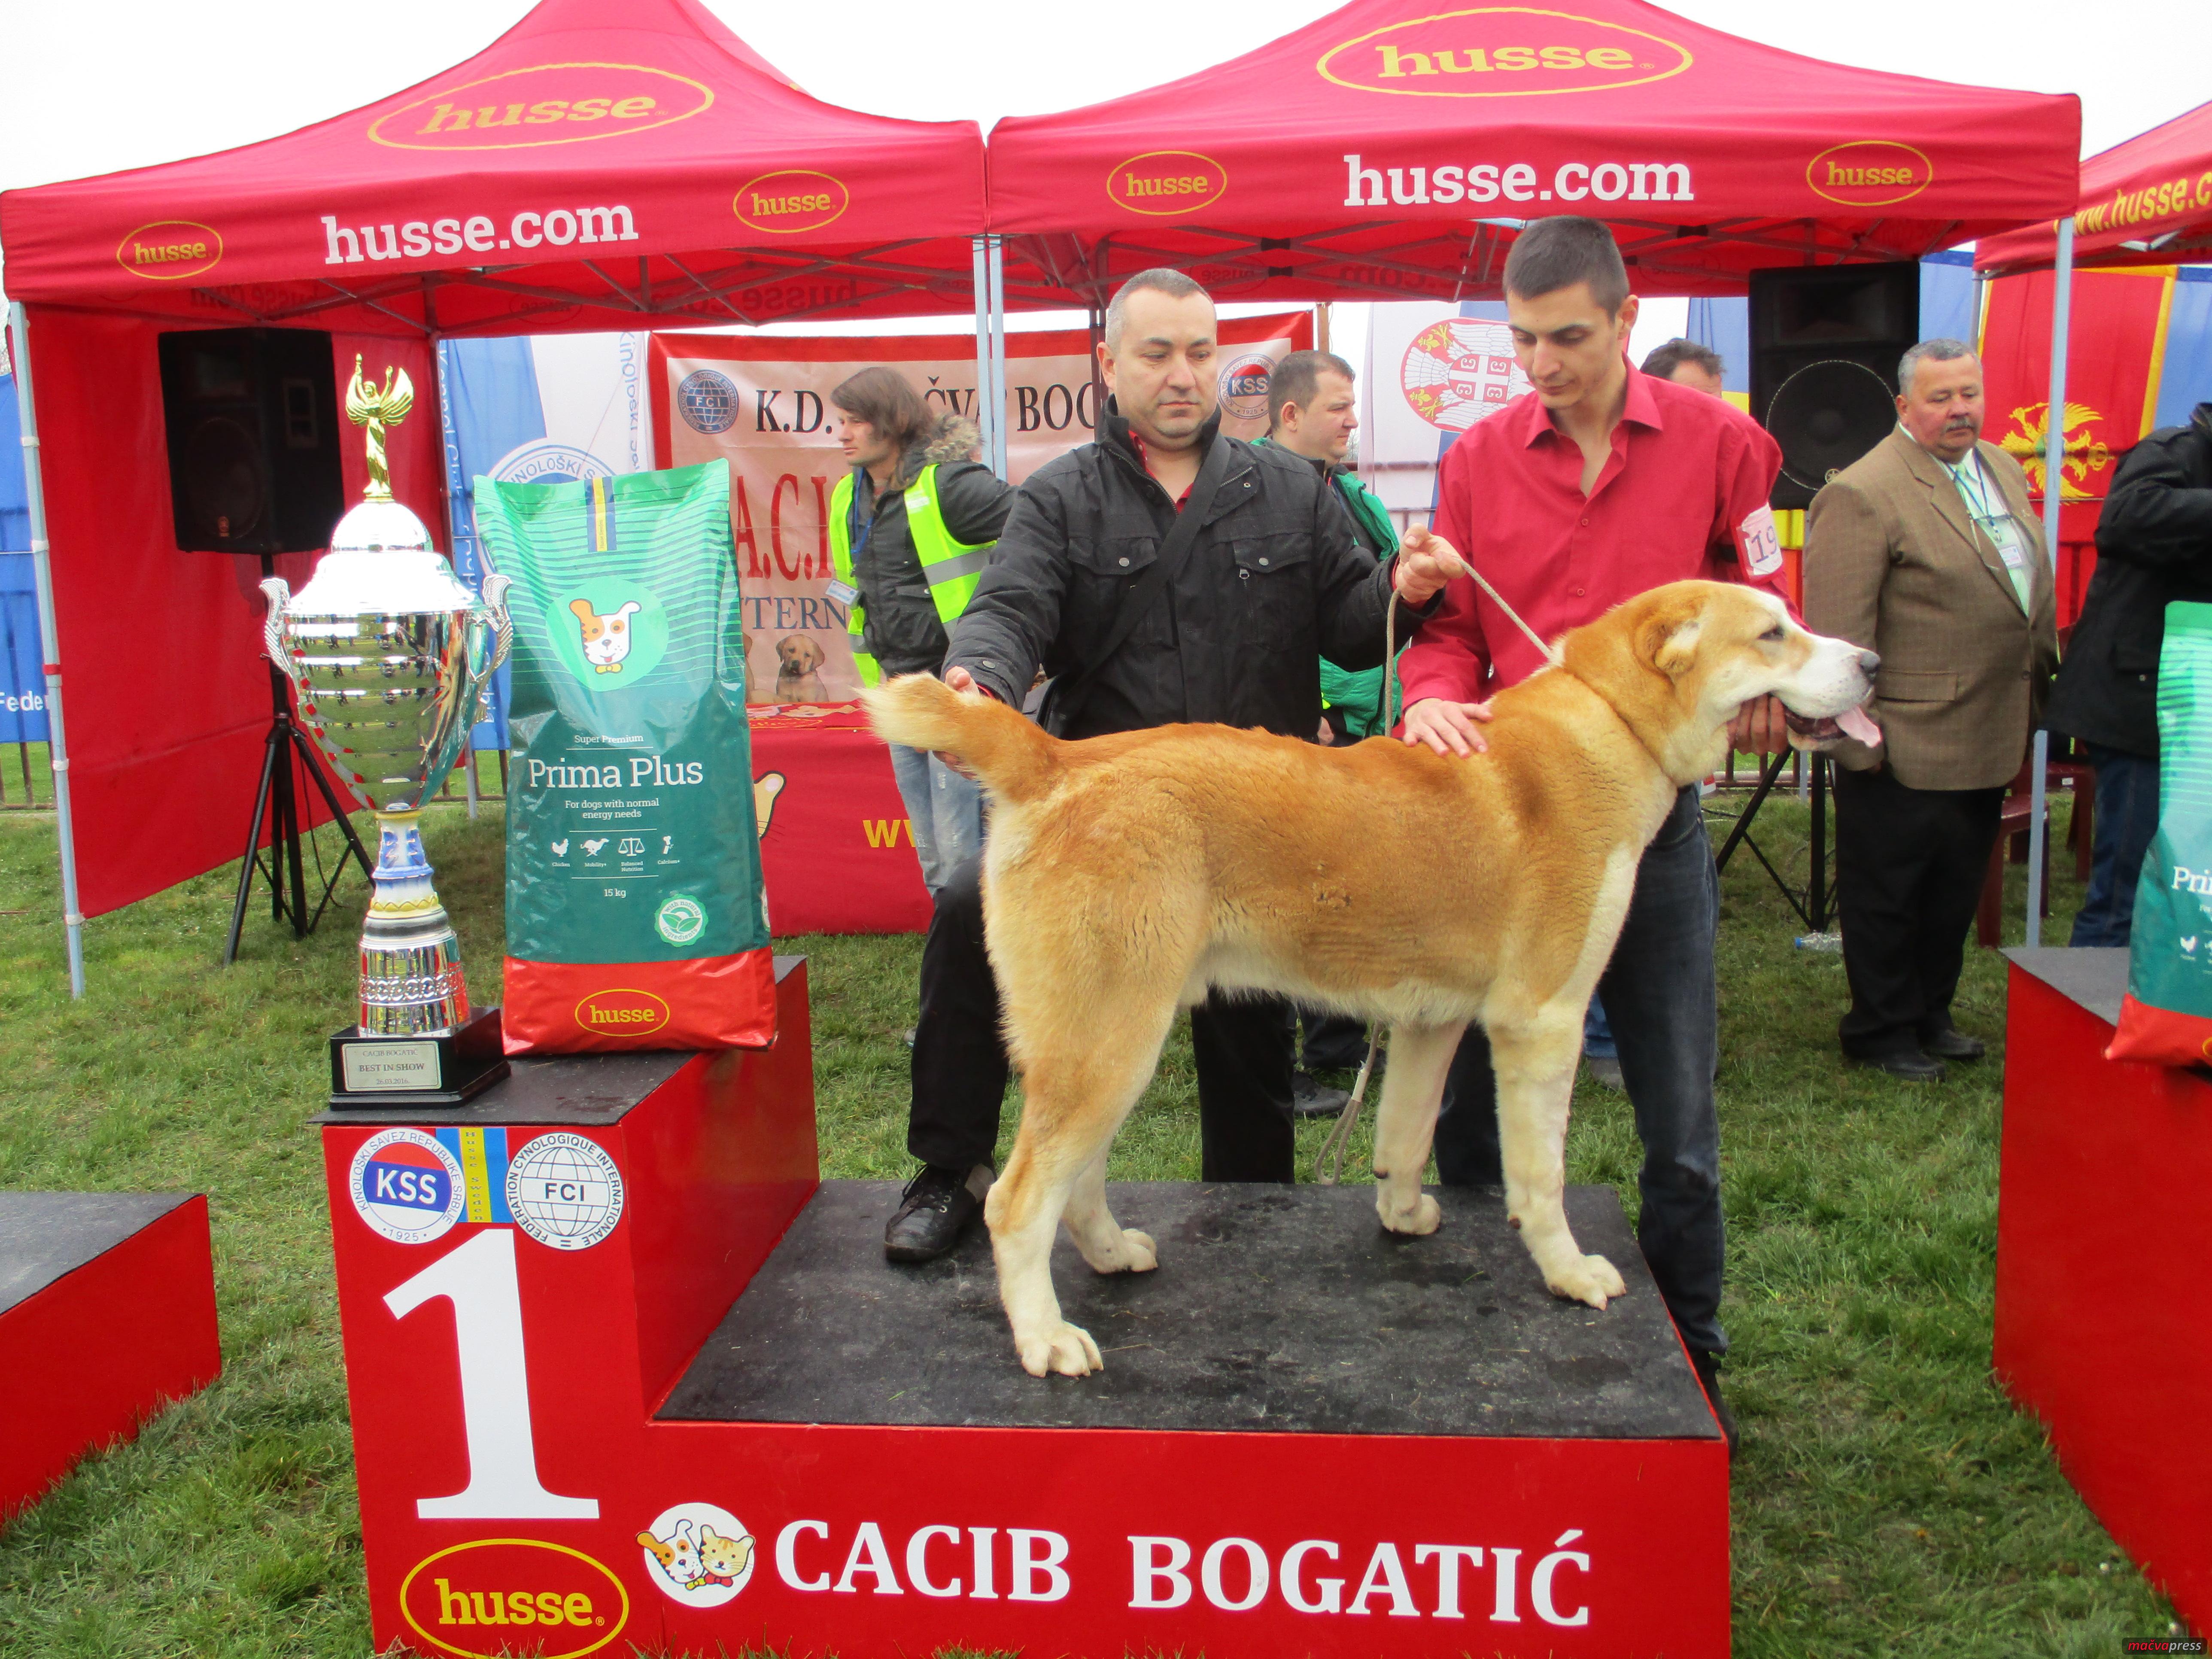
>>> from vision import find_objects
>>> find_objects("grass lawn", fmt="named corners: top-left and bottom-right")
top-left (0, 773), bottom-right (2189, 1656)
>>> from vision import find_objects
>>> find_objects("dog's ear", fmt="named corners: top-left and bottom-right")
top-left (569, 598), bottom-right (598, 624)
top-left (1638, 600), bottom-right (1705, 680)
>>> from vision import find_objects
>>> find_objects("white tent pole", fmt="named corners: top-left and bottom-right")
top-left (7, 302), bottom-right (86, 997)
top-left (970, 237), bottom-right (997, 474)
top-left (2025, 216), bottom-right (2073, 949)
top-left (988, 236), bottom-right (1009, 477)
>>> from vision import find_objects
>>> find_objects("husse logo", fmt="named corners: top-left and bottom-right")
top-left (115, 220), bottom-right (222, 281)
top-left (732, 170), bottom-right (851, 236)
top-left (1807, 141), bottom-right (1933, 207)
top-left (574, 987), bottom-right (672, 1036)
top-left (368, 62), bottom-right (713, 150)
top-left (1317, 7), bottom-right (1692, 97)
top-left (399, 1538), bottom-right (628, 1659)
top-left (1106, 152), bottom-right (1230, 217)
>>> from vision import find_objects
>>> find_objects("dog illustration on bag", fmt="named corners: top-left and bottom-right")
top-left (570, 597), bottom-right (642, 674)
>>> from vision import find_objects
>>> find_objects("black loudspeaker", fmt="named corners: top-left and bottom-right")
top-left (1748, 263), bottom-right (1920, 510)
top-left (157, 328), bottom-right (345, 553)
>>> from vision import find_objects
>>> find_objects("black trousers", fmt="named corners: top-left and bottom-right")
top-left (907, 854), bottom-right (1297, 1182)
top-left (1831, 765), bottom-right (2005, 1057)
top-left (1431, 784), bottom-right (1729, 1356)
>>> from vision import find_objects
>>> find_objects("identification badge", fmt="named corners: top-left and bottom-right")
top-left (824, 578), bottom-right (859, 606)
top-left (1996, 535), bottom-right (2027, 569)
top-left (1738, 505), bottom-right (1784, 577)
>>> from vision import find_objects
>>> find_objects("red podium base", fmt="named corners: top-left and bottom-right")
top-left (0, 1191), bottom-right (221, 1525)
top-left (318, 956), bottom-right (1729, 1657)
top-left (1997, 948), bottom-right (2212, 1634)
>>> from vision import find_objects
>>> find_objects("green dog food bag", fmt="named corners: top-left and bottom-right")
top-left (474, 465), bottom-right (775, 1054)
top-left (2108, 600), bottom-right (2212, 1066)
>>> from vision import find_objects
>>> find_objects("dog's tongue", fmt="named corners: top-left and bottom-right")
top-left (1837, 704), bottom-right (1882, 746)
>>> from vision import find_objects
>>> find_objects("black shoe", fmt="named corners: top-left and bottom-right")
top-left (1292, 1069), bottom-right (1352, 1119)
top-left (884, 1164), bottom-right (985, 1263)
top-left (1847, 1047), bottom-right (1945, 1083)
top-left (1919, 1024), bottom-right (1985, 1062)
top-left (1690, 1349), bottom-right (1740, 1461)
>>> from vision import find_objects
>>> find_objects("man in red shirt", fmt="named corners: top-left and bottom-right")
top-left (1399, 217), bottom-right (1788, 1455)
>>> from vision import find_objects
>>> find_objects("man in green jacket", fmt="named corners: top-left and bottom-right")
top-left (1261, 349), bottom-right (1406, 1110)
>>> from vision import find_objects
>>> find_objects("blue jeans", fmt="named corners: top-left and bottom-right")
top-left (1434, 785), bottom-right (1727, 1355)
top-left (2069, 743), bottom-right (2160, 949)
top-left (887, 742), bottom-right (983, 897)
top-left (1583, 994), bottom-right (1615, 1060)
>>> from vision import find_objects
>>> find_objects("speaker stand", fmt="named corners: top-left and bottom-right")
top-left (1712, 750), bottom-right (1833, 936)
top-left (222, 571), bottom-right (374, 965)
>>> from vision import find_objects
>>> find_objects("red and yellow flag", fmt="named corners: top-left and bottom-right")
top-left (1978, 266), bottom-right (2179, 507)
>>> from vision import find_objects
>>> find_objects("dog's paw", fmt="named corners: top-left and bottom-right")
top-left (1076, 1226), bottom-right (1158, 1275)
top-left (1017, 1321), bottom-right (1104, 1379)
top-left (1377, 1192), bottom-right (1442, 1236)
top-left (1545, 1253), bottom-right (1628, 1310)
top-left (1117, 1228), bottom-right (1158, 1273)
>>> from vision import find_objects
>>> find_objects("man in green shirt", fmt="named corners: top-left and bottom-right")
top-left (1260, 349), bottom-right (1406, 1111)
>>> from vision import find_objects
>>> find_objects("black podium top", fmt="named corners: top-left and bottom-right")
top-left (2003, 946), bottom-right (2128, 1028)
top-left (0, 1191), bottom-right (198, 1316)
top-left (310, 954), bottom-right (803, 1128)
top-left (660, 1181), bottom-right (1722, 1442)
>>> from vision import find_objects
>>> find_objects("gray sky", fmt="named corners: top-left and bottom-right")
top-left (3, 0), bottom-right (2204, 317)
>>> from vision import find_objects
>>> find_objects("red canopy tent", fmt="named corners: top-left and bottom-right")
top-left (0, 0), bottom-right (989, 332)
top-left (1977, 99), bottom-right (2212, 276)
top-left (0, 0), bottom-right (990, 991)
top-left (984, 0), bottom-right (2080, 305)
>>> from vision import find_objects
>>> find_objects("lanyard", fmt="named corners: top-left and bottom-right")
top-left (1945, 450), bottom-right (2000, 522)
top-left (848, 479), bottom-right (878, 566)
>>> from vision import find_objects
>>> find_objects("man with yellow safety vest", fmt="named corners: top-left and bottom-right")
top-left (828, 368), bottom-right (1015, 895)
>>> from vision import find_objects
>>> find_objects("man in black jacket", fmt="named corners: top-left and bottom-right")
top-left (883, 268), bottom-right (1465, 1260)
top-left (2048, 403), bottom-right (2212, 946)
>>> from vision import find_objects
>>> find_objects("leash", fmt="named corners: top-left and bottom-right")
top-left (1314, 534), bottom-right (1555, 1187)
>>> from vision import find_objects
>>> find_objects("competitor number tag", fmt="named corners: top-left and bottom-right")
top-left (1738, 505), bottom-right (1784, 577)
top-left (824, 578), bottom-right (859, 606)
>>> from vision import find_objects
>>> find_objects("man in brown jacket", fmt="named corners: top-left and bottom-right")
top-left (1804, 338), bottom-right (2059, 1081)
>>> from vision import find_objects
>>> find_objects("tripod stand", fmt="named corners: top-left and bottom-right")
top-left (222, 559), bottom-right (374, 965)
top-left (1712, 748), bottom-right (1834, 935)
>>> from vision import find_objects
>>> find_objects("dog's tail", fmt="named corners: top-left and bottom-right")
top-left (861, 674), bottom-right (1060, 805)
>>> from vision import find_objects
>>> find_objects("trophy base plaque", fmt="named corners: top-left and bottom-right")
top-left (327, 1006), bottom-right (509, 1110)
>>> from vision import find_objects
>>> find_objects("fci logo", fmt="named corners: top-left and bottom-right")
top-left (369, 62), bottom-right (713, 150)
top-left (1106, 152), bottom-right (1230, 217)
top-left (1317, 8), bottom-right (1692, 97)
top-left (1807, 141), bottom-right (1933, 207)
top-left (399, 1538), bottom-right (628, 1659)
top-left (115, 220), bottom-right (222, 280)
top-left (733, 170), bottom-right (851, 236)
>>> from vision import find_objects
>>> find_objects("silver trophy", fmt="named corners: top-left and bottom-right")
top-left (263, 359), bottom-right (513, 1105)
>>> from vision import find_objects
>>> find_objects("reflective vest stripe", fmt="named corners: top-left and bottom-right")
top-left (921, 545), bottom-right (991, 586)
top-left (829, 463), bottom-right (994, 688)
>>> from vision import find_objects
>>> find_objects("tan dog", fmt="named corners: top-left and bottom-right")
top-left (775, 634), bottom-right (830, 703)
top-left (865, 580), bottom-right (1878, 1378)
